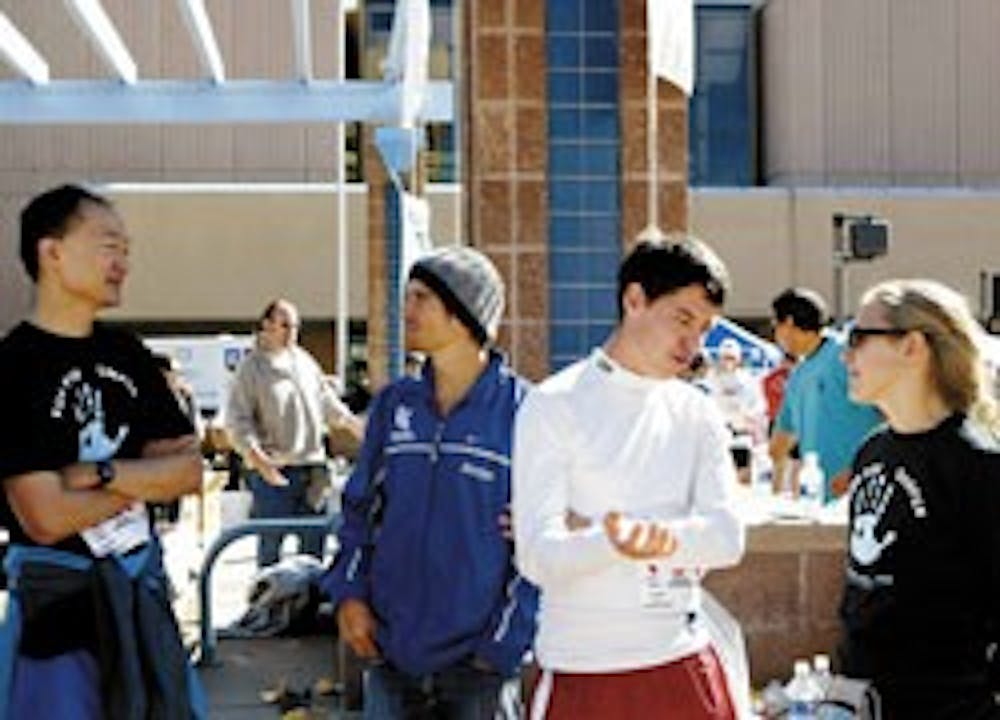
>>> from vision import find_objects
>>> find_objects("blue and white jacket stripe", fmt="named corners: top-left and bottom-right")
top-left (320, 352), bottom-right (538, 677)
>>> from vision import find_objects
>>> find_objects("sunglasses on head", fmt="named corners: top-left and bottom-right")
top-left (846, 326), bottom-right (909, 349)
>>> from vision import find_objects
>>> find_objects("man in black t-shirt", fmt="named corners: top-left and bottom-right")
top-left (0, 185), bottom-right (205, 719)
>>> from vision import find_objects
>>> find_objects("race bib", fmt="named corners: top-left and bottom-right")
top-left (637, 562), bottom-right (675, 608)
top-left (637, 563), bottom-right (700, 609)
top-left (80, 501), bottom-right (150, 557)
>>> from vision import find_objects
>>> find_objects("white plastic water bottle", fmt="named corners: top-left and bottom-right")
top-left (798, 452), bottom-right (826, 514)
top-left (812, 653), bottom-right (832, 696)
top-left (785, 658), bottom-right (823, 719)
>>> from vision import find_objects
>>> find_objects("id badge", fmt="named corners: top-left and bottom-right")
top-left (81, 501), bottom-right (151, 557)
top-left (637, 561), bottom-right (675, 609)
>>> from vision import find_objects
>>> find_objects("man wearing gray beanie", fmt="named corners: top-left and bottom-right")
top-left (322, 245), bottom-right (538, 719)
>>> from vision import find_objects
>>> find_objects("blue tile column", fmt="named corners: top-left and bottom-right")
top-left (545, 0), bottom-right (623, 371)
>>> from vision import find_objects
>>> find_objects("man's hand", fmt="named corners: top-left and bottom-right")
top-left (830, 469), bottom-right (851, 498)
top-left (603, 511), bottom-right (677, 560)
top-left (564, 509), bottom-right (592, 531)
top-left (337, 599), bottom-right (380, 660)
top-left (248, 447), bottom-right (289, 487)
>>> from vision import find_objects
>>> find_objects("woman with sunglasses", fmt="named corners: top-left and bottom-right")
top-left (839, 279), bottom-right (1000, 719)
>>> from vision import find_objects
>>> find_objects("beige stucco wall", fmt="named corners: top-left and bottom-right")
top-left (762, 0), bottom-right (1000, 186)
top-left (104, 185), bottom-right (462, 323)
top-left (691, 188), bottom-right (1000, 318)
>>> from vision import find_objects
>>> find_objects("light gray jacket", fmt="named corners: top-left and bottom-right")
top-left (224, 343), bottom-right (349, 466)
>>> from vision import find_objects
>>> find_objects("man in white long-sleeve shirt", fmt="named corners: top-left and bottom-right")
top-left (513, 238), bottom-right (745, 720)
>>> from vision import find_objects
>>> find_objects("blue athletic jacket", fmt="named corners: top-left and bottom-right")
top-left (320, 352), bottom-right (538, 677)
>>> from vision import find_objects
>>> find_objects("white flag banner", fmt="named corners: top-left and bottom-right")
top-left (647, 0), bottom-right (695, 96)
top-left (400, 191), bottom-right (432, 288)
top-left (382, 0), bottom-right (431, 127)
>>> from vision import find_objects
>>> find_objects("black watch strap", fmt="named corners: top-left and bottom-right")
top-left (96, 460), bottom-right (116, 487)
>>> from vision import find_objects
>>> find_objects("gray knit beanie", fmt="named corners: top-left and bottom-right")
top-left (408, 246), bottom-right (505, 346)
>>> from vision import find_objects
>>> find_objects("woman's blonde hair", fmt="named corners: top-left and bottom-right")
top-left (861, 279), bottom-right (999, 435)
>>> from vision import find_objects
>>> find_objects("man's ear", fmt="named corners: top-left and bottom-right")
top-left (621, 282), bottom-right (647, 318)
top-left (36, 236), bottom-right (61, 274)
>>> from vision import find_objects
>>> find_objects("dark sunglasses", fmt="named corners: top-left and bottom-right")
top-left (846, 326), bottom-right (909, 349)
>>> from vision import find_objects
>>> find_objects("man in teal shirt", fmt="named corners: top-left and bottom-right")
top-left (769, 288), bottom-right (881, 500)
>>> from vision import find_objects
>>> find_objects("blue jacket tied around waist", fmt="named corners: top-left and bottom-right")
top-left (320, 352), bottom-right (538, 677)
top-left (0, 542), bottom-right (206, 720)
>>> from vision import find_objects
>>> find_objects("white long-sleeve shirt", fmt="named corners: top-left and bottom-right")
top-left (513, 348), bottom-right (745, 672)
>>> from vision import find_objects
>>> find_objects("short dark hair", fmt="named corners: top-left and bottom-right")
top-left (616, 237), bottom-right (730, 320)
top-left (19, 184), bottom-right (112, 282)
top-left (259, 298), bottom-right (297, 325)
top-left (152, 352), bottom-right (175, 373)
top-left (771, 287), bottom-right (829, 332)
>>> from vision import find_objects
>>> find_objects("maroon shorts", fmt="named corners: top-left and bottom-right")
top-left (530, 646), bottom-right (736, 720)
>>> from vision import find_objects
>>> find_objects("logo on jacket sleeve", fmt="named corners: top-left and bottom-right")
top-left (390, 404), bottom-right (417, 442)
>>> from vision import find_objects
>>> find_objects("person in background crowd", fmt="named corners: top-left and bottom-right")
top-left (769, 288), bottom-right (881, 500)
top-left (0, 184), bottom-right (206, 718)
top-left (152, 352), bottom-right (203, 525)
top-left (514, 238), bottom-right (744, 719)
top-left (838, 278), bottom-right (1000, 720)
top-left (762, 351), bottom-right (796, 429)
top-left (225, 298), bottom-right (363, 568)
top-left (705, 338), bottom-right (767, 481)
top-left (322, 246), bottom-right (538, 719)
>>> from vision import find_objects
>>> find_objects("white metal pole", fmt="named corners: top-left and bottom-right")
top-left (335, 0), bottom-right (349, 385)
top-left (637, 28), bottom-right (662, 243)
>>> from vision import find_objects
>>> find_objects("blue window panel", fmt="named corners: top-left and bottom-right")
top-left (369, 10), bottom-right (393, 33)
top-left (584, 37), bottom-right (618, 68)
top-left (550, 145), bottom-right (583, 176)
top-left (582, 182), bottom-right (618, 213)
top-left (581, 109), bottom-right (618, 140)
top-left (586, 286), bottom-right (617, 319)
top-left (551, 324), bottom-right (587, 356)
top-left (551, 251), bottom-right (588, 283)
top-left (548, 72), bottom-right (582, 104)
top-left (583, 0), bottom-right (615, 32)
top-left (548, 0), bottom-right (582, 32)
top-left (548, 36), bottom-right (579, 68)
top-left (587, 320), bottom-right (615, 347)
top-left (550, 216), bottom-right (582, 247)
top-left (689, 5), bottom-right (756, 187)
top-left (583, 72), bottom-right (618, 104)
top-left (580, 145), bottom-right (618, 176)
top-left (594, 248), bottom-right (622, 273)
top-left (548, 108), bottom-right (582, 139)
top-left (577, 215), bottom-right (618, 246)
top-left (550, 181), bottom-right (583, 212)
top-left (583, 251), bottom-right (619, 282)
top-left (552, 288), bottom-right (587, 319)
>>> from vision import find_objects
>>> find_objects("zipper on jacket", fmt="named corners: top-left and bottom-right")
top-left (430, 421), bottom-right (444, 464)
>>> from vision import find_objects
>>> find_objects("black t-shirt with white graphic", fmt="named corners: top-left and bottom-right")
top-left (839, 413), bottom-right (1000, 719)
top-left (0, 321), bottom-right (192, 655)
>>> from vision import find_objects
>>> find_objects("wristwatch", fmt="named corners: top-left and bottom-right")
top-left (96, 459), bottom-right (116, 487)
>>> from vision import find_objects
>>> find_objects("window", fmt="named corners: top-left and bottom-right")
top-left (689, 3), bottom-right (758, 186)
top-left (546, 0), bottom-right (621, 371)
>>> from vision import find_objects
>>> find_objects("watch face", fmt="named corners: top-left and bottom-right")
top-left (98, 460), bottom-right (115, 485)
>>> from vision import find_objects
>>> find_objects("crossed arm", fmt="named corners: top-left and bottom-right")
top-left (3, 434), bottom-right (202, 546)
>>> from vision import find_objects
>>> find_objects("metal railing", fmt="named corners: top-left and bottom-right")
top-left (196, 514), bottom-right (342, 666)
